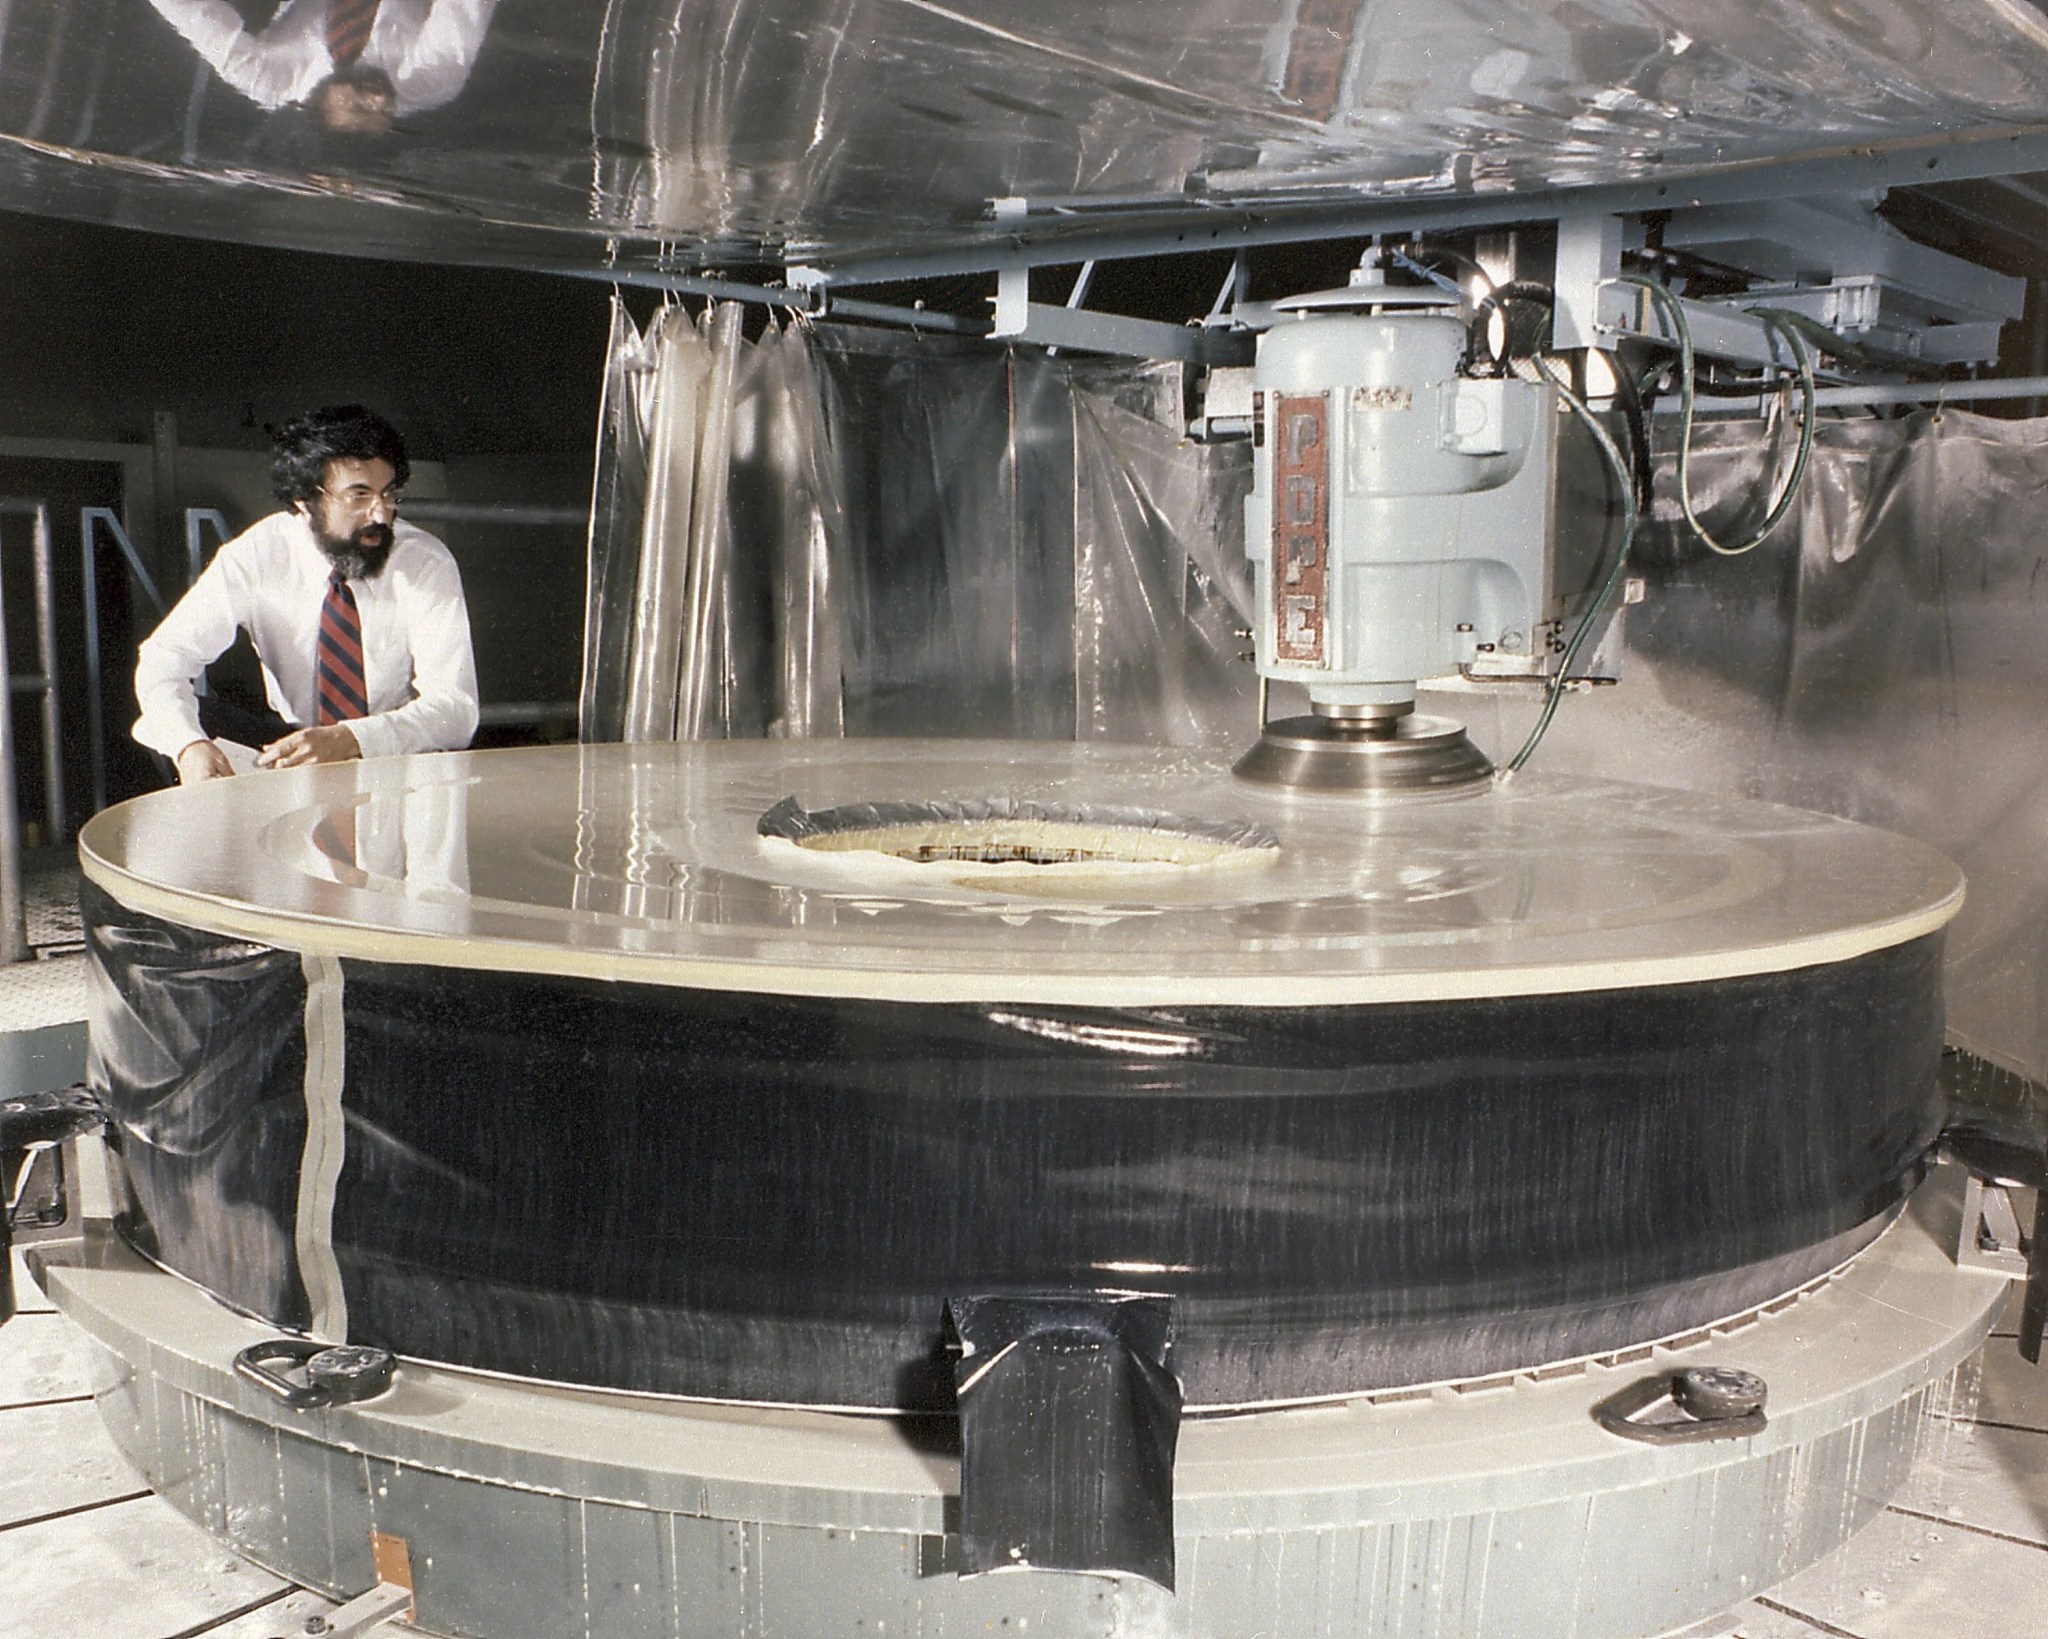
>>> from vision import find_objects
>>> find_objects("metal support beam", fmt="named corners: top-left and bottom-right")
top-left (149, 410), bottom-right (178, 598)
top-left (28, 505), bottom-right (61, 844)
top-left (993, 299), bottom-right (1253, 364)
top-left (990, 204), bottom-right (1028, 339)
top-left (797, 123), bottom-right (2048, 288)
top-left (80, 507), bottom-right (166, 819)
top-left (1650, 373), bottom-right (2048, 416)
top-left (561, 264), bottom-right (991, 337)
top-left (183, 507), bottom-right (229, 588)
top-left (397, 501), bottom-right (587, 527)
top-left (986, 199), bottom-right (1253, 362)
top-left (1553, 215), bottom-right (1624, 352)
top-left (0, 501), bottom-right (67, 848)
top-left (0, 521), bottom-right (24, 964)
top-left (1595, 283), bottom-right (1805, 371)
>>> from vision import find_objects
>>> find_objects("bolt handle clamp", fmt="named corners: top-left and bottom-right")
top-left (234, 1339), bottom-right (396, 1410)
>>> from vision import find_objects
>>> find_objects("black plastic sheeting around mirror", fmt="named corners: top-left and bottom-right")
top-left (83, 875), bottom-right (1950, 1410)
top-left (948, 1293), bottom-right (1181, 1589)
top-left (82, 879), bottom-right (313, 1329)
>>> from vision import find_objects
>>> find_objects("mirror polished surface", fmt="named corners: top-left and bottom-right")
top-left (79, 740), bottom-right (1963, 1003)
top-left (3, 3), bottom-right (2048, 271)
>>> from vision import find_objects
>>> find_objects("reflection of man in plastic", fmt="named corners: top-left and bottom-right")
top-left (333, 761), bottom-right (472, 901)
top-left (146, 0), bottom-right (501, 134)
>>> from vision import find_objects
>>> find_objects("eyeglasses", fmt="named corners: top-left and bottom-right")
top-left (320, 483), bottom-right (405, 515)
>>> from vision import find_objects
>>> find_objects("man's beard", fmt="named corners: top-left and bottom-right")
top-left (315, 521), bottom-right (393, 580)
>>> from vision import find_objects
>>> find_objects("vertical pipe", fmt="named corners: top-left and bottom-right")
top-left (2028, 278), bottom-right (2048, 421)
top-left (32, 505), bottom-right (63, 843)
top-left (150, 409), bottom-right (179, 597)
top-left (183, 507), bottom-right (232, 588)
top-left (179, 55), bottom-right (209, 164)
top-left (81, 512), bottom-right (106, 818)
top-left (0, 529), bottom-right (27, 964)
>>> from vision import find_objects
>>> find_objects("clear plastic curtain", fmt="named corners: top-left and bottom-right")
top-left (1477, 408), bottom-right (2048, 1087)
top-left (581, 306), bottom-right (1255, 748)
top-left (581, 316), bottom-right (2048, 1083)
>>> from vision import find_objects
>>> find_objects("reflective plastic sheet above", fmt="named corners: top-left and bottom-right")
top-left (4, 3), bottom-right (2048, 268)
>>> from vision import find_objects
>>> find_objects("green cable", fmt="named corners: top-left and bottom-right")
top-left (1501, 277), bottom-right (1821, 776)
top-left (1614, 273), bottom-right (1818, 557)
top-left (1500, 359), bottom-right (1641, 779)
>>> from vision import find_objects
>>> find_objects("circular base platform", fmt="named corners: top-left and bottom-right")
top-left (38, 1165), bottom-right (2009, 1639)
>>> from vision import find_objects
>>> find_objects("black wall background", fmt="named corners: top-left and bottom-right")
top-left (0, 207), bottom-right (615, 453)
top-left (0, 207), bottom-right (628, 816)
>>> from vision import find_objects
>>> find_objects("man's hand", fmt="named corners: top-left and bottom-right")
top-left (175, 740), bottom-right (235, 784)
top-left (256, 725), bottom-right (362, 769)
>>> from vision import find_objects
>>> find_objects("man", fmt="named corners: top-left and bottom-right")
top-left (145, 0), bottom-right (501, 134)
top-left (134, 404), bottom-right (479, 783)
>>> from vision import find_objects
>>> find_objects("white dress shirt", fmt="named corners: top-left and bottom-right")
top-left (133, 511), bottom-right (480, 762)
top-left (145, 0), bottom-right (501, 115)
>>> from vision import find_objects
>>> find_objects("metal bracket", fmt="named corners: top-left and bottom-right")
top-left (1593, 282), bottom-right (1809, 371)
top-left (1659, 198), bottom-right (2023, 336)
top-left (1601, 197), bottom-right (2022, 369)
top-left (4, 1086), bottom-right (104, 1240)
top-left (946, 1292), bottom-right (1182, 1588)
top-left (988, 197), bottom-right (1252, 363)
top-left (992, 291), bottom-right (1253, 363)
top-left (1941, 1117), bottom-right (2047, 1364)
top-left (1958, 1173), bottom-right (2032, 1278)
top-left (2, 1086), bottom-right (104, 1325)
top-left (1553, 214), bottom-right (1624, 352)
top-left (8, 1143), bottom-right (74, 1238)
top-left (306, 1579), bottom-right (414, 1638)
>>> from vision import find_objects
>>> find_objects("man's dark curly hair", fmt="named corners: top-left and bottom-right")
top-left (269, 405), bottom-right (410, 507)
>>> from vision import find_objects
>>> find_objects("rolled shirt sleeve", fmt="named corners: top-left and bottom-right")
top-left (387, 0), bottom-right (503, 113)
top-left (145, 0), bottom-right (323, 110)
top-left (132, 553), bottom-right (249, 760)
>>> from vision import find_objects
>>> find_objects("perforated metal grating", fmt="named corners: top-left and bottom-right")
top-left (0, 854), bottom-right (87, 1031)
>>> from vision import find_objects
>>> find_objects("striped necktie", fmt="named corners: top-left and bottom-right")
top-left (327, 0), bottom-right (383, 68)
top-left (316, 570), bottom-right (370, 726)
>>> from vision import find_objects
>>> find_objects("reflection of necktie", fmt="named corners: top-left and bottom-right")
top-left (316, 571), bottom-right (369, 725)
top-left (311, 802), bottom-right (359, 871)
top-left (327, 0), bottom-right (383, 68)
